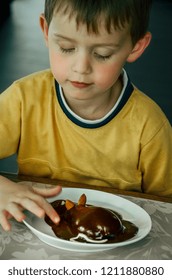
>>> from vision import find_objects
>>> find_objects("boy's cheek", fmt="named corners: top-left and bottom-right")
top-left (94, 64), bottom-right (120, 88)
top-left (50, 53), bottom-right (68, 83)
top-left (52, 67), bottom-right (67, 84)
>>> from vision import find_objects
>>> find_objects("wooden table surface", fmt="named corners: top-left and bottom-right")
top-left (1, 172), bottom-right (172, 203)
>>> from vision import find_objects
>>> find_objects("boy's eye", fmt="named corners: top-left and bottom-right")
top-left (60, 47), bottom-right (75, 53)
top-left (94, 53), bottom-right (112, 61)
top-left (59, 46), bottom-right (112, 61)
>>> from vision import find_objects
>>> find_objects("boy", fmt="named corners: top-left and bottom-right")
top-left (0, 0), bottom-right (172, 231)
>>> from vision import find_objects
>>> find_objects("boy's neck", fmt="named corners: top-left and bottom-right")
top-left (62, 76), bottom-right (123, 121)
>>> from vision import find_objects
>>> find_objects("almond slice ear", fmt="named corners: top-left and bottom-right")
top-left (65, 199), bottom-right (75, 210)
top-left (78, 194), bottom-right (86, 206)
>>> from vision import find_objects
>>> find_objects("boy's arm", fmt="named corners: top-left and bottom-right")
top-left (0, 175), bottom-right (61, 231)
top-left (139, 121), bottom-right (172, 197)
top-left (0, 83), bottom-right (21, 159)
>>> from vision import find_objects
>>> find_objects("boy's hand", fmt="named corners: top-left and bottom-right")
top-left (0, 176), bottom-right (61, 231)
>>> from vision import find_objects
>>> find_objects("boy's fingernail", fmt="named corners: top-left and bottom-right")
top-left (54, 217), bottom-right (60, 224)
top-left (4, 225), bottom-right (10, 231)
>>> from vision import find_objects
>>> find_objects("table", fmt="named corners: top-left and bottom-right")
top-left (0, 174), bottom-right (172, 260)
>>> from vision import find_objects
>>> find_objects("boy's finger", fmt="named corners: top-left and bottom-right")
top-left (5, 203), bottom-right (26, 222)
top-left (32, 185), bottom-right (62, 197)
top-left (0, 211), bottom-right (11, 231)
top-left (20, 198), bottom-right (45, 218)
top-left (21, 197), bottom-right (60, 224)
top-left (2, 210), bottom-right (13, 220)
top-left (43, 203), bottom-right (60, 224)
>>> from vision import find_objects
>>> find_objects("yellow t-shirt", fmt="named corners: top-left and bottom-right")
top-left (0, 70), bottom-right (172, 196)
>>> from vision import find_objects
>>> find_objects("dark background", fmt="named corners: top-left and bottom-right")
top-left (0, 0), bottom-right (172, 173)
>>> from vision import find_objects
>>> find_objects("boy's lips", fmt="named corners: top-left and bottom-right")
top-left (70, 81), bottom-right (92, 89)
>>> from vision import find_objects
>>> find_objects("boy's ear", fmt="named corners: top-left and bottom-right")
top-left (40, 14), bottom-right (49, 46)
top-left (127, 32), bottom-right (152, 63)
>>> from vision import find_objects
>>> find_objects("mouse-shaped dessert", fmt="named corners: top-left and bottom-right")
top-left (45, 194), bottom-right (138, 243)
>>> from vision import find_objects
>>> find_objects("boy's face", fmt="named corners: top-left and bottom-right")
top-left (41, 12), bottom-right (134, 101)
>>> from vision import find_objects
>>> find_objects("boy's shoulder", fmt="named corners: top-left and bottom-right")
top-left (14, 69), bottom-right (53, 85)
top-left (9, 69), bottom-right (55, 100)
top-left (131, 86), bottom-right (167, 121)
top-left (125, 86), bottom-right (171, 146)
top-left (127, 86), bottom-right (171, 136)
top-left (0, 69), bottom-right (55, 102)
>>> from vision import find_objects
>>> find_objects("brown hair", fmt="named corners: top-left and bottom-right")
top-left (44, 0), bottom-right (152, 45)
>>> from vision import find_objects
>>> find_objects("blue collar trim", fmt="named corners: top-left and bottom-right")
top-left (55, 78), bottom-right (134, 129)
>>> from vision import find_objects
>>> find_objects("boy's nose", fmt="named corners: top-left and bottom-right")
top-left (72, 52), bottom-right (92, 74)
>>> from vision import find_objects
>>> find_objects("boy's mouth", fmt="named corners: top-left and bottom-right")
top-left (71, 81), bottom-right (92, 89)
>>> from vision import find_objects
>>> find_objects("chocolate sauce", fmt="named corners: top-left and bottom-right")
top-left (45, 199), bottom-right (138, 243)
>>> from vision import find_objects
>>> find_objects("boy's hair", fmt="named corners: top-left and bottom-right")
top-left (44, 0), bottom-right (152, 45)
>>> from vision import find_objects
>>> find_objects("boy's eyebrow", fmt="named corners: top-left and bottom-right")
top-left (53, 34), bottom-right (77, 43)
top-left (53, 34), bottom-right (120, 48)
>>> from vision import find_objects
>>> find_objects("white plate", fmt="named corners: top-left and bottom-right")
top-left (23, 187), bottom-right (152, 252)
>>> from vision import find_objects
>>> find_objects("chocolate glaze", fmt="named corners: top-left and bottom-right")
top-left (45, 199), bottom-right (138, 243)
